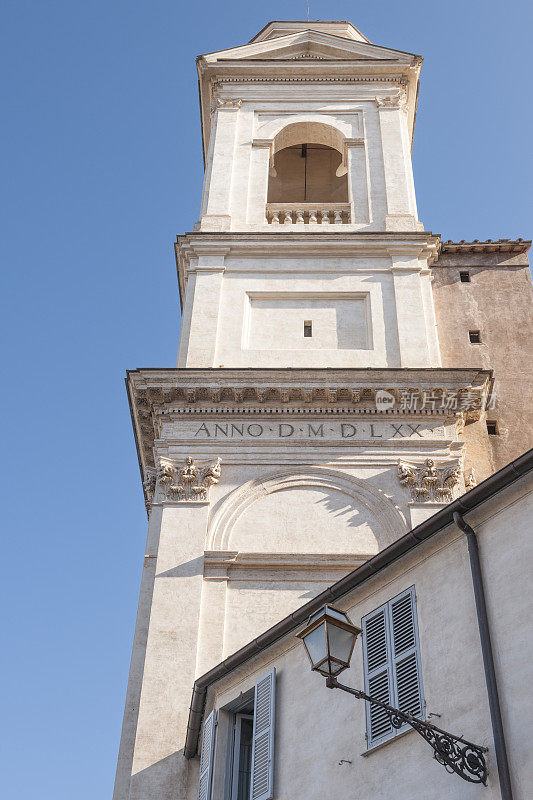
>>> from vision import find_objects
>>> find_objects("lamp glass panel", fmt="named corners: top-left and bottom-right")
top-left (325, 607), bottom-right (349, 623)
top-left (308, 609), bottom-right (326, 625)
top-left (327, 623), bottom-right (356, 664)
top-left (302, 623), bottom-right (327, 667)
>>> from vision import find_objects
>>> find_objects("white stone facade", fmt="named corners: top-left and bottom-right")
top-left (113, 21), bottom-right (506, 800)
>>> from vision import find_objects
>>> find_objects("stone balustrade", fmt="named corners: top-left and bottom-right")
top-left (266, 203), bottom-right (351, 225)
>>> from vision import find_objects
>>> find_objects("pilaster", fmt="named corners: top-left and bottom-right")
top-left (377, 99), bottom-right (418, 231)
top-left (346, 139), bottom-right (371, 224)
top-left (127, 503), bottom-right (210, 799)
top-left (390, 249), bottom-right (432, 367)
top-left (248, 139), bottom-right (271, 226)
top-left (200, 105), bottom-right (240, 231)
top-left (178, 256), bottom-right (226, 368)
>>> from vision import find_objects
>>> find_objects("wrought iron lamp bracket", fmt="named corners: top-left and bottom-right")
top-left (325, 677), bottom-right (488, 785)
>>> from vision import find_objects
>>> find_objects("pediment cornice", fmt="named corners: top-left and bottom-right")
top-left (197, 30), bottom-right (422, 155)
top-left (199, 30), bottom-right (417, 65)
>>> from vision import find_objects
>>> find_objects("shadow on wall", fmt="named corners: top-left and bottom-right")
top-left (208, 468), bottom-right (408, 554)
top-left (315, 487), bottom-right (363, 524)
top-left (226, 485), bottom-right (389, 555)
top-left (124, 750), bottom-right (191, 800)
top-left (156, 556), bottom-right (204, 579)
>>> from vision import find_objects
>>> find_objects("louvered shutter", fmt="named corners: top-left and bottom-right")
top-left (362, 586), bottom-right (424, 747)
top-left (250, 668), bottom-right (276, 800)
top-left (390, 588), bottom-right (423, 722)
top-left (362, 606), bottom-right (394, 744)
top-left (197, 709), bottom-right (216, 800)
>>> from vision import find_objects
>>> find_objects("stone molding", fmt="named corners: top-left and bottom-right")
top-left (203, 551), bottom-right (368, 581)
top-left (212, 76), bottom-right (409, 85)
top-left (397, 458), bottom-right (462, 503)
top-left (145, 455), bottom-right (222, 511)
top-left (206, 466), bottom-right (408, 551)
top-left (175, 234), bottom-right (442, 299)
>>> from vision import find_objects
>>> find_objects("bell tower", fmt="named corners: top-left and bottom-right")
top-left (114, 21), bottom-right (491, 800)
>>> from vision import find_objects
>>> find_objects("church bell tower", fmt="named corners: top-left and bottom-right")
top-left (114, 21), bottom-right (491, 800)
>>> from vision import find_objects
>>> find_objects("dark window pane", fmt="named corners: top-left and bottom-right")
top-left (237, 717), bottom-right (253, 800)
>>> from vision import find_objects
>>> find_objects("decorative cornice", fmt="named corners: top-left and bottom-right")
top-left (126, 368), bottom-right (492, 504)
top-left (440, 238), bottom-right (531, 255)
top-left (212, 75), bottom-right (408, 85)
top-left (291, 52), bottom-right (325, 60)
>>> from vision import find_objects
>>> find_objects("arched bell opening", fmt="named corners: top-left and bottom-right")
top-left (268, 144), bottom-right (348, 204)
top-left (266, 121), bottom-right (350, 224)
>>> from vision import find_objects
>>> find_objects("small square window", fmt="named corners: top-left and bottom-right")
top-left (460, 271), bottom-right (471, 282)
top-left (469, 330), bottom-right (481, 343)
top-left (487, 421), bottom-right (498, 436)
top-left (303, 321), bottom-right (312, 337)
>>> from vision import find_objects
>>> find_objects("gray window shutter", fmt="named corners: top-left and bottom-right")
top-left (362, 587), bottom-right (424, 747)
top-left (197, 709), bottom-right (216, 800)
top-left (362, 605), bottom-right (393, 744)
top-left (250, 668), bottom-right (276, 800)
top-left (390, 588), bottom-right (423, 720)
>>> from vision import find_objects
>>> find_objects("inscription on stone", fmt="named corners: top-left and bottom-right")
top-left (164, 419), bottom-right (447, 441)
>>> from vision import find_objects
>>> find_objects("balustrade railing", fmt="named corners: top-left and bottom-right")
top-left (266, 203), bottom-right (351, 225)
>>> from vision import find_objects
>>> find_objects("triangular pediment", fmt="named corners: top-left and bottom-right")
top-left (249, 20), bottom-right (370, 43)
top-left (201, 30), bottom-right (416, 65)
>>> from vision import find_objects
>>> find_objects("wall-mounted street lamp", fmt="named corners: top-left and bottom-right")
top-left (297, 604), bottom-right (488, 785)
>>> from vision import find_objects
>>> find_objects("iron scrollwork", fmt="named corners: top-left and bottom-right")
top-left (326, 677), bottom-right (488, 785)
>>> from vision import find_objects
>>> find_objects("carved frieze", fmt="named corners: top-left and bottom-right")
top-left (465, 469), bottom-right (477, 491)
top-left (397, 458), bottom-right (462, 503)
top-left (375, 88), bottom-right (408, 112)
top-left (210, 94), bottom-right (242, 115)
top-left (144, 456), bottom-right (222, 512)
top-left (154, 456), bottom-right (222, 507)
top-left (142, 468), bottom-right (157, 513)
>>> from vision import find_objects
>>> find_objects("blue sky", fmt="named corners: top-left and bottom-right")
top-left (1, 1), bottom-right (531, 797)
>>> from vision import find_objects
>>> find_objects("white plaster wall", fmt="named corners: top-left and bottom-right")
top-left (223, 580), bottom-right (330, 656)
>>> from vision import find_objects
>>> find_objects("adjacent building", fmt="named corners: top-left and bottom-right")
top-left (113, 20), bottom-right (533, 800)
